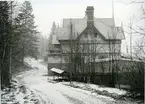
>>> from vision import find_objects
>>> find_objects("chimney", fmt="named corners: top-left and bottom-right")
top-left (86, 6), bottom-right (94, 25)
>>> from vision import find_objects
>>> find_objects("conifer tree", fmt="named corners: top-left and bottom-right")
top-left (16, 1), bottom-right (39, 63)
top-left (0, 1), bottom-right (13, 87)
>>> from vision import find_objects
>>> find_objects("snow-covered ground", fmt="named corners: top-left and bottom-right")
top-left (1, 80), bottom-right (39, 104)
top-left (61, 81), bottom-right (127, 95)
top-left (12, 57), bottom-right (142, 104)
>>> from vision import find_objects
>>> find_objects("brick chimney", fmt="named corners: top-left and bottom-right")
top-left (85, 6), bottom-right (94, 25)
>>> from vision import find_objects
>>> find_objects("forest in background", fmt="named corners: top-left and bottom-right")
top-left (0, 1), bottom-right (47, 88)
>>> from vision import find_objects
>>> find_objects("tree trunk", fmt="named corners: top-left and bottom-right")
top-left (1, 44), bottom-right (10, 88)
top-left (22, 43), bottom-right (24, 64)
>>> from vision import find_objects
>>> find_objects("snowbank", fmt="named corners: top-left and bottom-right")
top-left (61, 81), bottom-right (127, 96)
top-left (1, 80), bottom-right (39, 104)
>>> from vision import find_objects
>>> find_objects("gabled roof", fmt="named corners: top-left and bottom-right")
top-left (55, 28), bottom-right (75, 40)
top-left (55, 17), bottom-right (125, 42)
top-left (94, 18), bottom-right (125, 40)
top-left (63, 17), bottom-right (87, 34)
top-left (56, 17), bottom-right (87, 41)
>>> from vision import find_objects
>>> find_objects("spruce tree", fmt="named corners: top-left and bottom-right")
top-left (16, 1), bottom-right (39, 63)
top-left (0, 1), bottom-right (12, 87)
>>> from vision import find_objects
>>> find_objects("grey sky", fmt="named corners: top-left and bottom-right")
top-left (17, 0), bottom-right (144, 54)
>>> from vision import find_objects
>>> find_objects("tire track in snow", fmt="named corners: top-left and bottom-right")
top-left (62, 93), bottom-right (84, 104)
top-left (58, 86), bottom-right (114, 104)
top-left (32, 89), bottom-right (54, 104)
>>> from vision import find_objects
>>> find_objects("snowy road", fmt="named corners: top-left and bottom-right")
top-left (15, 58), bottom-right (116, 104)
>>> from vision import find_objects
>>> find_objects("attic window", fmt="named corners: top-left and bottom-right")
top-left (94, 33), bottom-right (97, 37)
top-left (85, 34), bottom-right (87, 38)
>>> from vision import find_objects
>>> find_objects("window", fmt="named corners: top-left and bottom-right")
top-left (94, 33), bottom-right (97, 37)
top-left (98, 55), bottom-right (107, 59)
top-left (88, 15), bottom-right (93, 20)
top-left (85, 34), bottom-right (87, 38)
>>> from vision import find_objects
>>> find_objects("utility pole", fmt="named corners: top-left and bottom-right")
top-left (69, 19), bottom-right (73, 83)
top-left (112, 0), bottom-right (115, 26)
top-left (130, 17), bottom-right (133, 59)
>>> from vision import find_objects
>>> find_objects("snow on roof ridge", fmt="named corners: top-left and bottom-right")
top-left (63, 17), bottom-right (114, 20)
top-left (95, 17), bottom-right (114, 19)
top-left (63, 18), bottom-right (84, 20)
top-left (52, 16), bottom-right (124, 42)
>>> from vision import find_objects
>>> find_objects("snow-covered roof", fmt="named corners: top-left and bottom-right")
top-left (55, 17), bottom-right (125, 42)
top-left (94, 18), bottom-right (125, 40)
top-left (51, 6), bottom-right (125, 45)
top-left (63, 17), bottom-right (87, 34)
top-left (56, 17), bottom-right (86, 41)
top-left (50, 68), bottom-right (64, 74)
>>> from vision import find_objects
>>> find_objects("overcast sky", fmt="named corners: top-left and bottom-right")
top-left (17, 0), bottom-right (144, 54)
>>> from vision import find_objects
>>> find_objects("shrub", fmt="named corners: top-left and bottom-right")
top-left (124, 62), bottom-right (144, 99)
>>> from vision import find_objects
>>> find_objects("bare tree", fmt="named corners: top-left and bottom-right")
top-left (117, 0), bottom-right (145, 98)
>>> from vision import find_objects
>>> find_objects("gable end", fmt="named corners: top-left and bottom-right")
top-left (77, 25), bottom-right (106, 40)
